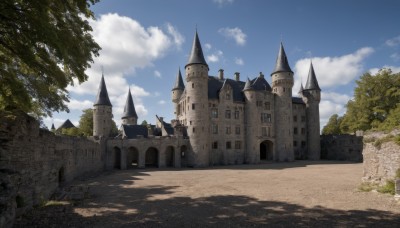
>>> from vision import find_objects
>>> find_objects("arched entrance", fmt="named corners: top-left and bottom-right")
top-left (180, 145), bottom-right (188, 167)
top-left (127, 147), bottom-right (139, 169)
top-left (165, 146), bottom-right (175, 167)
top-left (145, 147), bottom-right (158, 167)
top-left (113, 147), bottom-right (121, 169)
top-left (260, 140), bottom-right (273, 161)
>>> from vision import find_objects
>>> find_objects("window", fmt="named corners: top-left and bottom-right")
top-left (225, 110), bottom-right (231, 119)
top-left (226, 126), bottom-right (231, 134)
top-left (262, 127), bottom-right (267, 136)
top-left (301, 141), bottom-right (306, 148)
top-left (301, 128), bottom-right (305, 135)
top-left (226, 141), bottom-right (232, 149)
top-left (301, 116), bottom-right (306, 122)
top-left (193, 127), bottom-right (195, 133)
top-left (192, 103), bottom-right (195, 110)
top-left (294, 141), bottom-right (297, 147)
top-left (192, 83), bottom-right (194, 88)
top-left (264, 102), bottom-right (270, 110)
top-left (235, 126), bottom-right (240, 135)
top-left (294, 127), bottom-right (298, 135)
top-left (256, 101), bottom-right (262, 107)
top-left (212, 124), bottom-right (218, 134)
top-left (212, 141), bottom-right (218, 149)
top-left (211, 109), bottom-right (218, 118)
top-left (234, 110), bottom-right (239, 119)
top-left (261, 113), bottom-right (271, 123)
top-left (235, 141), bottom-right (241, 149)
top-left (293, 115), bottom-right (297, 122)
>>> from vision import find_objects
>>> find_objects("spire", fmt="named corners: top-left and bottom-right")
top-left (122, 88), bottom-right (138, 119)
top-left (271, 42), bottom-right (293, 75)
top-left (298, 82), bottom-right (304, 94)
top-left (172, 68), bottom-right (185, 91)
top-left (242, 77), bottom-right (254, 91)
top-left (94, 74), bottom-right (112, 106)
top-left (186, 30), bottom-right (208, 67)
top-left (304, 62), bottom-right (321, 91)
top-left (51, 123), bottom-right (55, 130)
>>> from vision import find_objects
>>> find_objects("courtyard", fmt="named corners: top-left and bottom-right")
top-left (15, 161), bottom-right (400, 227)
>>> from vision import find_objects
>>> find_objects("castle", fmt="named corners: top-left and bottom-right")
top-left (93, 31), bottom-right (321, 169)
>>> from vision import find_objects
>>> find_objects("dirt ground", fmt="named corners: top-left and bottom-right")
top-left (14, 161), bottom-right (400, 227)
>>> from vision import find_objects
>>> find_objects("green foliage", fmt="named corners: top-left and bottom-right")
top-left (141, 120), bottom-right (148, 126)
top-left (0, 0), bottom-right (100, 117)
top-left (79, 109), bottom-right (93, 136)
top-left (358, 182), bottom-right (376, 192)
top-left (322, 114), bottom-right (343, 135)
top-left (396, 168), bottom-right (400, 179)
top-left (377, 180), bottom-right (395, 195)
top-left (110, 120), bottom-right (119, 137)
top-left (61, 127), bottom-right (82, 136)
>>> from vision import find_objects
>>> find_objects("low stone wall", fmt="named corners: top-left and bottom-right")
top-left (362, 130), bottom-right (400, 184)
top-left (0, 111), bottom-right (104, 227)
top-left (320, 134), bottom-right (363, 162)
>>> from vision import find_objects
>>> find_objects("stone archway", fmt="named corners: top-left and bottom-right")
top-left (260, 140), bottom-right (273, 161)
top-left (145, 147), bottom-right (158, 167)
top-left (180, 145), bottom-right (188, 167)
top-left (165, 146), bottom-right (175, 167)
top-left (113, 147), bottom-right (121, 169)
top-left (127, 147), bottom-right (139, 169)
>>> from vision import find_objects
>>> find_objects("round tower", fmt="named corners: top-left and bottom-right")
top-left (185, 30), bottom-right (210, 167)
top-left (93, 74), bottom-right (113, 137)
top-left (243, 78), bottom-right (258, 163)
top-left (171, 68), bottom-right (185, 119)
top-left (271, 43), bottom-right (294, 161)
top-left (301, 62), bottom-right (321, 160)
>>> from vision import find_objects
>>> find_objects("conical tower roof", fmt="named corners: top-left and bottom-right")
top-left (94, 74), bottom-right (112, 106)
top-left (242, 77), bottom-right (254, 91)
top-left (271, 43), bottom-right (293, 75)
top-left (304, 62), bottom-right (321, 91)
top-left (186, 30), bottom-right (208, 67)
top-left (51, 123), bottom-right (55, 130)
top-left (122, 88), bottom-right (138, 119)
top-left (172, 68), bottom-right (185, 91)
top-left (298, 82), bottom-right (304, 94)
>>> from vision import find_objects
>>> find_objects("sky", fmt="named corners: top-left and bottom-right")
top-left (44, 0), bottom-right (400, 131)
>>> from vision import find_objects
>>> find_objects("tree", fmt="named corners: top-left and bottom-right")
top-left (141, 120), bottom-right (148, 126)
top-left (61, 127), bottom-right (82, 136)
top-left (79, 108), bottom-right (93, 136)
top-left (0, 0), bottom-right (100, 118)
top-left (322, 114), bottom-right (343, 135)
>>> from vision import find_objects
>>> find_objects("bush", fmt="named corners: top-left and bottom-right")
top-left (377, 180), bottom-right (395, 195)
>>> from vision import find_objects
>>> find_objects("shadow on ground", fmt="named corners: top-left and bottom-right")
top-left (14, 167), bottom-right (400, 228)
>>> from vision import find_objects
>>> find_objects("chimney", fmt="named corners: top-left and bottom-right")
top-left (234, 72), bottom-right (240, 81)
top-left (218, 69), bottom-right (224, 80)
top-left (259, 72), bottom-right (264, 78)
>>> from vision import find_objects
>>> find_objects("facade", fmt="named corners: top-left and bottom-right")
top-left (93, 31), bottom-right (321, 168)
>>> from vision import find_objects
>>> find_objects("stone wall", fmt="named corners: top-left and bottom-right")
top-left (320, 134), bottom-right (363, 162)
top-left (362, 130), bottom-right (400, 184)
top-left (0, 111), bottom-right (104, 226)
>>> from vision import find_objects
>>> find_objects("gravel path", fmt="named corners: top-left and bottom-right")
top-left (14, 161), bottom-right (400, 227)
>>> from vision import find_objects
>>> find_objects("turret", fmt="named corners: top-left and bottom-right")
top-left (184, 30), bottom-right (210, 167)
top-left (121, 88), bottom-right (138, 125)
top-left (271, 43), bottom-right (294, 161)
top-left (172, 68), bottom-right (185, 118)
top-left (302, 62), bottom-right (321, 160)
top-left (93, 74), bottom-right (113, 137)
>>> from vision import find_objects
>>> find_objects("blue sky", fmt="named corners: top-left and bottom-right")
top-left (45, 0), bottom-right (400, 130)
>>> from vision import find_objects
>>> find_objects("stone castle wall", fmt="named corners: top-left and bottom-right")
top-left (320, 134), bottom-right (363, 162)
top-left (0, 111), bottom-right (104, 226)
top-left (362, 130), bottom-right (400, 184)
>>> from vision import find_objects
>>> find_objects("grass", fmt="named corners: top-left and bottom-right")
top-left (358, 182), bottom-right (376, 192)
top-left (377, 180), bottom-right (395, 195)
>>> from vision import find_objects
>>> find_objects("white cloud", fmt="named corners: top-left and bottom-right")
top-left (235, 57), bottom-right (244, 65)
top-left (166, 23), bottom-right (185, 49)
top-left (207, 50), bottom-right (224, 63)
top-left (154, 70), bottom-right (162, 78)
top-left (369, 65), bottom-right (400, 75)
top-left (385, 35), bottom-right (400, 47)
top-left (318, 92), bottom-right (352, 131)
top-left (158, 100), bottom-right (166, 105)
top-left (204, 43), bottom-right (212, 51)
top-left (68, 99), bottom-right (93, 111)
top-left (390, 53), bottom-right (400, 61)
top-left (218, 27), bottom-right (247, 46)
top-left (293, 47), bottom-right (374, 93)
top-left (213, 0), bottom-right (234, 6)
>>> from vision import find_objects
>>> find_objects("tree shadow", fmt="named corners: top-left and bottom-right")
top-left (14, 173), bottom-right (400, 228)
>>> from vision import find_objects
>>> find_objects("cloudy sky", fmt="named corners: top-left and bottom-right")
top-left (45, 0), bottom-right (400, 131)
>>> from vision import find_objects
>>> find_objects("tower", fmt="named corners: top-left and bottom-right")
top-left (242, 78), bottom-right (257, 163)
top-left (271, 43), bottom-right (294, 161)
top-left (121, 88), bottom-right (138, 125)
top-left (301, 62), bottom-right (321, 160)
top-left (171, 68), bottom-right (185, 119)
top-left (93, 74), bottom-right (113, 137)
top-left (184, 30), bottom-right (210, 167)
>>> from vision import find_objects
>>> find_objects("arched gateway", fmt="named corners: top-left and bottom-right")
top-left (260, 140), bottom-right (273, 161)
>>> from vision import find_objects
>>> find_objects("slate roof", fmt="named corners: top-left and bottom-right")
top-left (304, 62), bottom-right (321, 91)
top-left (242, 77), bottom-right (253, 91)
top-left (172, 68), bottom-right (185, 91)
top-left (121, 125), bottom-right (148, 139)
top-left (186, 31), bottom-right (208, 67)
top-left (57, 119), bottom-right (75, 130)
top-left (94, 74), bottom-right (112, 106)
top-left (208, 77), bottom-right (246, 102)
top-left (250, 75), bottom-right (272, 91)
top-left (299, 82), bottom-right (304, 94)
top-left (122, 88), bottom-right (138, 119)
top-left (271, 43), bottom-right (293, 75)
top-left (292, 97), bottom-right (305, 104)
